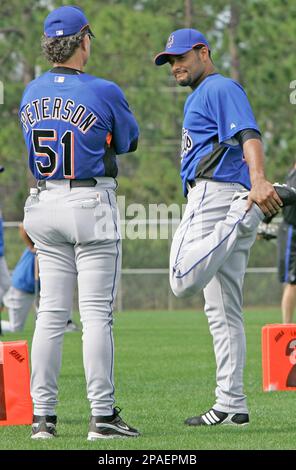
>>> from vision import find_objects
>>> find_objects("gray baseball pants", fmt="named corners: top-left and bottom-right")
top-left (170, 180), bottom-right (263, 414)
top-left (1, 287), bottom-right (34, 332)
top-left (23, 178), bottom-right (121, 417)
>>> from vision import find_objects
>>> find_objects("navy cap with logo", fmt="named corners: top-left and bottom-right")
top-left (154, 28), bottom-right (210, 66)
top-left (44, 5), bottom-right (95, 38)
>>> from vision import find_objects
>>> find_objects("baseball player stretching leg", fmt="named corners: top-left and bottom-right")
top-left (20, 6), bottom-right (139, 439)
top-left (155, 29), bottom-right (296, 426)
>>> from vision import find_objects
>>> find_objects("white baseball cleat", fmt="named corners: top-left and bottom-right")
top-left (185, 408), bottom-right (249, 426)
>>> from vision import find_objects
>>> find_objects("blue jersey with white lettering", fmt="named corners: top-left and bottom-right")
top-left (0, 216), bottom-right (4, 257)
top-left (180, 73), bottom-right (260, 196)
top-left (19, 68), bottom-right (139, 180)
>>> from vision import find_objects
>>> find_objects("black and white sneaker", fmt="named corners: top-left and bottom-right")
top-left (65, 319), bottom-right (80, 332)
top-left (185, 408), bottom-right (249, 426)
top-left (31, 415), bottom-right (57, 439)
top-left (87, 407), bottom-right (140, 440)
top-left (262, 184), bottom-right (296, 223)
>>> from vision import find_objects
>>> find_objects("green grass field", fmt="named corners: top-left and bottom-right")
top-left (0, 307), bottom-right (295, 450)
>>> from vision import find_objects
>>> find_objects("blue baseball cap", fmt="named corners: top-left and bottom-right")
top-left (154, 28), bottom-right (210, 66)
top-left (44, 5), bottom-right (95, 38)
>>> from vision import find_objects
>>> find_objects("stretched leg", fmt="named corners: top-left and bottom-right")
top-left (170, 182), bottom-right (262, 297)
top-left (30, 243), bottom-right (76, 416)
top-left (203, 229), bottom-right (256, 414)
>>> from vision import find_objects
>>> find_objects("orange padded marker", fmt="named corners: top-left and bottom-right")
top-left (262, 324), bottom-right (296, 391)
top-left (0, 340), bottom-right (32, 426)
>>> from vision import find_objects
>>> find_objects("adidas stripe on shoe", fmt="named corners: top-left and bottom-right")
top-left (185, 408), bottom-right (249, 426)
top-left (31, 415), bottom-right (57, 439)
top-left (87, 407), bottom-right (140, 440)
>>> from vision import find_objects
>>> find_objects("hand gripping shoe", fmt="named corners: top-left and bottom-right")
top-left (262, 183), bottom-right (296, 224)
top-left (234, 183), bottom-right (296, 224)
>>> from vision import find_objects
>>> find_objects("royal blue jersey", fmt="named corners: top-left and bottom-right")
top-left (19, 68), bottom-right (139, 180)
top-left (11, 248), bottom-right (35, 294)
top-left (0, 216), bottom-right (4, 257)
top-left (180, 73), bottom-right (260, 196)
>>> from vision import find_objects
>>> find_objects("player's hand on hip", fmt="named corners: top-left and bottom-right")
top-left (246, 179), bottom-right (283, 216)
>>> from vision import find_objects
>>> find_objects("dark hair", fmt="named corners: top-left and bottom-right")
top-left (193, 45), bottom-right (213, 63)
top-left (41, 29), bottom-right (89, 64)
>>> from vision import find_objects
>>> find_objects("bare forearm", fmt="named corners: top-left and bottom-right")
top-left (243, 139), bottom-right (266, 186)
top-left (242, 138), bottom-right (282, 215)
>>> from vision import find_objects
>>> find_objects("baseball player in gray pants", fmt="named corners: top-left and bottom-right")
top-left (155, 28), bottom-right (296, 426)
top-left (20, 6), bottom-right (139, 440)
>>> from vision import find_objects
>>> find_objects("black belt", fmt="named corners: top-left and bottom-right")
top-left (187, 180), bottom-right (197, 189)
top-left (70, 178), bottom-right (97, 187)
top-left (38, 178), bottom-right (97, 189)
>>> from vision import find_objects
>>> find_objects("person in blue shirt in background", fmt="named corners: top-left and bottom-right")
top-left (1, 225), bottom-right (35, 333)
top-left (0, 224), bottom-right (79, 333)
